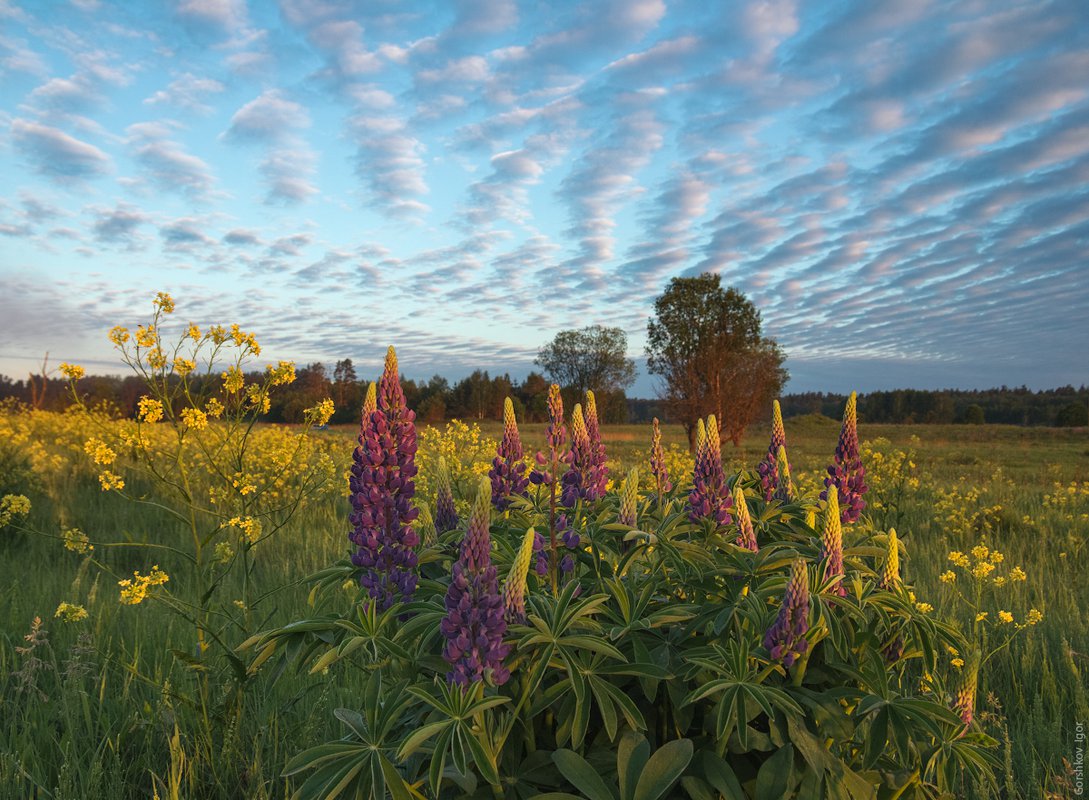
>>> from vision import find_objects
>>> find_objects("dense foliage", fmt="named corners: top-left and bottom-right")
top-left (245, 349), bottom-right (1006, 800)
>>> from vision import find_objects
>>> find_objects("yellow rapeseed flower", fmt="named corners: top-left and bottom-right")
top-left (146, 347), bottom-right (167, 370)
top-left (135, 325), bottom-right (157, 348)
top-left (916, 602), bottom-right (933, 613)
top-left (118, 566), bottom-right (169, 605)
top-left (109, 326), bottom-right (130, 345)
top-left (187, 323), bottom-right (201, 340)
top-left (975, 612), bottom-right (988, 622)
top-left (214, 541), bottom-right (234, 563)
top-left (948, 551), bottom-right (970, 568)
top-left (62, 526), bottom-right (93, 553)
top-left (84, 437), bottom-right (117, 465)
top-left (267, 360), bottom-right (296, 386)
top-left (180, 407), bottom-right (208, 430)
top-left (98, 471), bottom-right (125, 491)
top-left (228, 516), bottom-right (262, 543)
top-left (939, 570), bottom-right (956, 584)
top-left (59, 362), bottom-right (85, 380)
top-left (245, 385), bottom-right (270, 413)
top-left (989, 550), bottom-right (1004, 564)
top-left (951, 657), bottom-right (965, 669)
top-left (222, 367), bottom-right (245, 393)
top-left (0, 494), bottom-right (32, 525)
top-left (137, 397), bottom-right (164, 423)
top-left (971, 544), bottom-right (989, 562)
top-left (306, 398), bottom-right (335, 426)
top-left (1009, 567), bottom-right (1027, 582)
top-left (54, 602), bottom-right (88, 622)
top-left (173, 357), bottom-right (196, 376)
top-left (971, 561), bottom-right (995, 579)
top-left (206, 397), bottom-right (225, 418)
top-left (1026, 609), bottom-right (1043, 626)
top-left (153, 292), bottom-right (175, 313)
top-left (998, 610), bottom-right (1014, 624)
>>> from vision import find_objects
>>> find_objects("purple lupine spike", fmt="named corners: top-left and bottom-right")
top-left (649, 417), bottom-right (672, 501)
top-left (733, 486), bottom-right (758, 551)
top-left (561, 404), bottom-right (594, 507)
top-left (529, 384), bottom-right (569, 488)
top-left (756, 400), bottom-right (788, 502)
top-left (557, 513), bottom-right (580, 573)
top-left (440, 478), bottom-right (510, 686)
top-left (434, 456), bottom-right (458, 534)
top-left (773, 445), bottom-right (794, 503)
top-left (489, 397), bottom-right (530, 512)
top-left (582, 390), bottom-right (608, 501)
top-left (687, 415), bottom-right (733, 526)
top-left (820, 492), bottom-right (847, 597)
top-left (531, 529), bottom-right (548, 575)
top-left (820, 392), bottom-right (867, 524)
top-left (349, 347), bottom-right (420, 610)
top-left (764, 559), bottom-right (810, 668)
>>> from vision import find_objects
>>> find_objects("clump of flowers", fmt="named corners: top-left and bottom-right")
top-left (756, 400), bottom-right (788, 501)
top-left (821, 392), bottom-right (867, 523)
top-left (648, 417), bottom-right (672, 501)
top-left (440, 478), bottom-right (509, 686)
top-left (764, 559), bottom-right (810, 667)
top-left (687, 415), bottom-right (732, 526)
top-left (118, 566), bottom-right (170, 605)
top-left (503, 526), bottom-right (538, 623)
top-left (55, 602), bottom-right (88, 623)
top-left (733, 486), bottom-right (758, 551)
top-left (1, 494), bottom-right (32, 526)
top-left (820, 492), bottom-right (847, 597)
top-left (434, 457), bottom-right (459, 534)
top-left (489, 397), bottom-right (529, 512)
top-left (349, 347), bottom-right (420, 610)
top-left (618, 468), bottom-right (638, 528)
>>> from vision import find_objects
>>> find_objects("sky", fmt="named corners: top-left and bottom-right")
top-left (1, 0), bottom-right (1088, 397)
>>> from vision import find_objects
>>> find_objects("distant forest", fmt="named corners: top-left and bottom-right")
top-left (2, 362), bottom-right (1086, 428)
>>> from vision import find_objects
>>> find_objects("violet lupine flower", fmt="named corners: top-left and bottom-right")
top-left (733, 486), bottom-right (758, 551)
top-left (687, 415), bottom-right (733, 527)
top-left (582, 391), bottom-right (608, 501)
top-left (440, 478), bottom-right (510, 686)
top-left (529, 384), bottom-right (569, 488)
top-left (764, 559), bottom-right (810, 667)
top-left (349, 347), bottom-right (420, 610)
top-left (531, 530), bottom-right (548, 576)
top-left (756, 400), bottom-right (788, 502)
top-left (649, 417), bottom-right (672, 500)
top-left (820, 492), bottom-right (847, 597)
top-left (618, 468), bottom-right (639, 528)
top-left (503, 527), bottom-right (538, 623)
top-left (820, 392), bottom-right (867, 524)
top-left (773, 445), bottom-right (794, 503)
top-left (557, 513), bottom-right (580, 574)
top-left (434, 456), bottom-right (458, 534)
top-left (561, 404), bottom-right (594, 507)
top-left (489, 397), bottom-right (529, 512)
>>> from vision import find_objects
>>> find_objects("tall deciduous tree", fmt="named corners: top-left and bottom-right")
top-left (535, 325), bottom-right (636, 396)
top-left (646, 273), bottom-right (787, 448)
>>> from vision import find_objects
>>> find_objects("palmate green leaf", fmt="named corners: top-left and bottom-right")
top-left (697, 751), bottom-right (744, 800)
top-left (552, 749), bottom-right (618, 800)
top-left (618, 732), bottom-right (651, 800)
top-left (753, 744), bottom-right (794, 800)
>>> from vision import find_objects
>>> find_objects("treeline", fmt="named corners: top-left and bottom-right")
top-left (2, 366), bottom-right (1085, 427)
top-left (780, 387), bottom-right (1088, 427)
top-left (0, 359), bottom-right (630, 425)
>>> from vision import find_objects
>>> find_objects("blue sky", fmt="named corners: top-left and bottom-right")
top-left (2, 0), bottom-right (1087, 396)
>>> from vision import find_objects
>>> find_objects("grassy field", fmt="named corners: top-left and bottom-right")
top-left (1, 408), bottom-right (1086, 798)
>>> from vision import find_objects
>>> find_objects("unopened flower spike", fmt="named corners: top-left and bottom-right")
top-left (618, 468), bottom-right (639, 528)
top-left (733, 486), bottom-right (758, 551)
top-left (880, 529), bottom-right (900, 590)
top-left (562, 404), bottom-right (593, 507)
top-left (435, 456), bottom-right (459, 534)
top-left (489, 397), bottom-right (530, 511)
top-left (820, 492), bottom-right (847, 597)
top-left (687, 414), bottom-right (733, 526)
top-left (954, 649), bottom-right (981, 730)
top-left (503, 526), bottom-right (538, 623)
top-left (757, 400), bottom-right (789, 501)
top-left (764, 559), bottom-right (810, 667)
top-left (362, 382), bottom-right (377, 418)
top-left (582, 390), bottom-right (608, 500)
top-left (774, 445), bottom-right (793, 503)
top-left (649, 417), bottom-right (672, 499)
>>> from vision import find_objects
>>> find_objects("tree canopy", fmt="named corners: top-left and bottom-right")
top-left (534, 325), bottom-right (636, 395)
top-left (645, 273), bottom-right (787, 447)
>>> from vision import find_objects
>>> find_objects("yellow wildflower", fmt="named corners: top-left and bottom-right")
top-left (946, 645), bottom-right (960, 657)
top-left (939, 570), bottom-right (956, 584)
top-left (232, 474), bottom-right (257, 496)
top-left (84, 437), bottom-right (117, 465)
top-left (998, 610), bottom-right (1014, 624)
top-left (187, 323), bottom-right (201, 340)
top-left (1026, 609), bottom-right (1043, 626)
top-left (62, 526), bottom-right (93, 553)
top-left (54, 602), bottom-right (88, 622)
top-left (137, 396), bottom-right (164, 423)
top-left (971, 544), bottom-right (989, 562)
top-left (222, 366), bottom-right (245, 393)
top-left (0, 494), bottom-right (32, 525)
top-left (989, 550), bottom-right (1004, 564)
top-left (306, 398), bottom-right (335, 426)
top-left (230, 323), bottom-right (245, 346)
top-left (948, 551), bottom-right (970, 568)
top-left (173, 357), bottom-right (196, 376)
top-left (109, 326), bottom-right (130, 345)
top-left (98, 471), bottom-right (125, 491)
top-left (915, 602), bottom-right (933, 613)
top-left (146, 347), bottom-right (167, 370)
top-left (975, 612), bottom-right (988, 622)
top-left (214, 541), bottom-right (234, 563)
top-left (993, 576), bottom-right (1006, 587)
top-left (1009, 567), bottom-right (1027, 582)
top-left (266, 360), bottom-right (296, 386)
top-left (59, 362), bottom-right (85, 380)
top-left (209, 325), bottom-right (227, 344)
top-left (245, 384), bottom-right (270, 414)
top-left (134, 325), bottom-right (157, 348)
top-left (951, 658), bottom-right (965, 669)
top-left (971, 561), bottom-right (995, 579)
top-left (228, 516), bottom-right (262, 543)
top-left (205, 397), bottom-right (225, 418)
top-left (153, 292), bottom-right (175, 313)
top-left (118, 566), bottom-right (169, 605)
top-left (180, 407), bottom-right (208, 430)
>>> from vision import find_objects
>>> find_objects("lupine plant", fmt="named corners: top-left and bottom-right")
top-left (757, 400), bottom-right (788, 501)
top-left (246, 363), bottom-right (1001, 800)
top-left (822, 391), bottom-right (868, 523)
